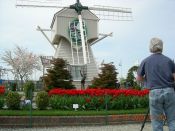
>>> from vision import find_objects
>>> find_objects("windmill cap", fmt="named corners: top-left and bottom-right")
top-left (149, 37), bottom-right (163, 53)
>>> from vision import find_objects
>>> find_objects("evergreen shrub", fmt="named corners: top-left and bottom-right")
top-left (35, 91), bottom-right (49, 110)
top-left (6, 91), bottom-right (21, 110)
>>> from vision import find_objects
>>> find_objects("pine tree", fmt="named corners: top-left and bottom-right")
top-left (91, 63), bottom-right (118, 89)
top-left (43, 58), bottom-right (75, 90)
top-left (126, 65), bottom-right (140, 89)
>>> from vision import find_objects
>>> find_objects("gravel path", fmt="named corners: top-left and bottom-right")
top-left (0, 124), bottom-right (169, 131)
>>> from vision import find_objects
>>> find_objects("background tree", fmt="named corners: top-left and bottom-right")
top-left (126, 65), bottom-right (141, 89)
top-left (1, 45), bottom-right (41, 83)
top-left (90, 62), bottom-right (118, 89)
top-left (43, 58), bottom-right (75, 90)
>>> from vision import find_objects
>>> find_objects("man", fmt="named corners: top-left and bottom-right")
top-left (137, 37), bottom-right (175, 131)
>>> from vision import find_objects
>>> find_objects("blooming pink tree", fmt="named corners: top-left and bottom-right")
top-left (1, 45), bottom-right (41, 83)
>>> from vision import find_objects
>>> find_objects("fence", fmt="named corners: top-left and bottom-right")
top-left (1, 80), bottom-right (43, 92)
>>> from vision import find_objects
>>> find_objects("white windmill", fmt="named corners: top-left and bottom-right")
top-left (16, 0), bottom-right (132, 88)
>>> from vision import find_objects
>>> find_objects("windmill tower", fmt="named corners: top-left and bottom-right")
top-left (16, 0), bottom-right (132, 88)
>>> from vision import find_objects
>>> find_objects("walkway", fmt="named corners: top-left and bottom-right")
top-left (0, 124), bottom-right (168, 131)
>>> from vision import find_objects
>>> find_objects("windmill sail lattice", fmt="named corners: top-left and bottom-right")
top-left (16, 0), bottom-right (132, 21)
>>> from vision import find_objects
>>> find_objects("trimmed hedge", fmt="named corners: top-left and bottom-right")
top-left (6, 91), bottom-right (21, 110)
top-left (36, 91), bottom-right (49, 110)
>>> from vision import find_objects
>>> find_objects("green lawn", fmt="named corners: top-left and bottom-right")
top-left (0, 108), bottom-right (148, 116)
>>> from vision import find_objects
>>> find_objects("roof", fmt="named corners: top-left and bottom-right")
top-left (50, 8), bottom-right (99, 29)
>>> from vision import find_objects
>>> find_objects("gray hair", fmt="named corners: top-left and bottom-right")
top-left (149, 37), bottom-right (163, 53)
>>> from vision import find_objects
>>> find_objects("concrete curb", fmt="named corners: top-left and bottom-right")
top-left (0, 114), bottom-right (150, 128)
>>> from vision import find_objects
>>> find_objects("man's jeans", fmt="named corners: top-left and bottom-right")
top-left (149, 88), bottom-right (175, 131)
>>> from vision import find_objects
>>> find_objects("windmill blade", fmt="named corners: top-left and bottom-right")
top-left (16, 0), bottom-right (132, 21)
top-left (89, 5), bottom-right (132, 21)
top-left (16, 0), bottom-right (60, 3)
top-left (16, 0), bottom-right (61, 4)
top-left (16, 0), bottom-right (66, 8)
top-left (16, 4), bottom-right (67, 8)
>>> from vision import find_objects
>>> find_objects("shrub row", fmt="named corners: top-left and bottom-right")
top-left (0, 91), bottom-right (49, 110)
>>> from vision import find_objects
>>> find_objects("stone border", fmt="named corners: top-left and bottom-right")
top-left (0, 114), bottom-right (150, 128)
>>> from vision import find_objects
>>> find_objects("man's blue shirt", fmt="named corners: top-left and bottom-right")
top-left (137, 53), bottom-right (175, 89)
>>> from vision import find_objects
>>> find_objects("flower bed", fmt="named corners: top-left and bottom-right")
top-left (0, 86), bottom-right (5, 95)
top-left (48, 88), bottom-right (149, 110)
top-left (0, 85), bottom-right (5, 109)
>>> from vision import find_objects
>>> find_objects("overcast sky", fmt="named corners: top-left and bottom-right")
top-left (1, 0), bottom-right (175, 80)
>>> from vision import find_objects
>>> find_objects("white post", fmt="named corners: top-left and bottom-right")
top-left (69, 22), bottom-right (75, 65)
top-left (37, 26), bottom-right (56, 50)
top-left (78, 15), bottom-right (87, 64)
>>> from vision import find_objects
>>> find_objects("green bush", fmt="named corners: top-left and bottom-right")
top-left (6, 91), bottom-right (21, 110)
top-left (24, 81), bottom-right (34, 100)
top-left (35, 91), bottom-right (49, 110)
top-left (0, 95), bottom-right (5, 109)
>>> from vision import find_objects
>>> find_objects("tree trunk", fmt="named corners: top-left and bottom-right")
top-left (20, 75), bottom-right (24, 91)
